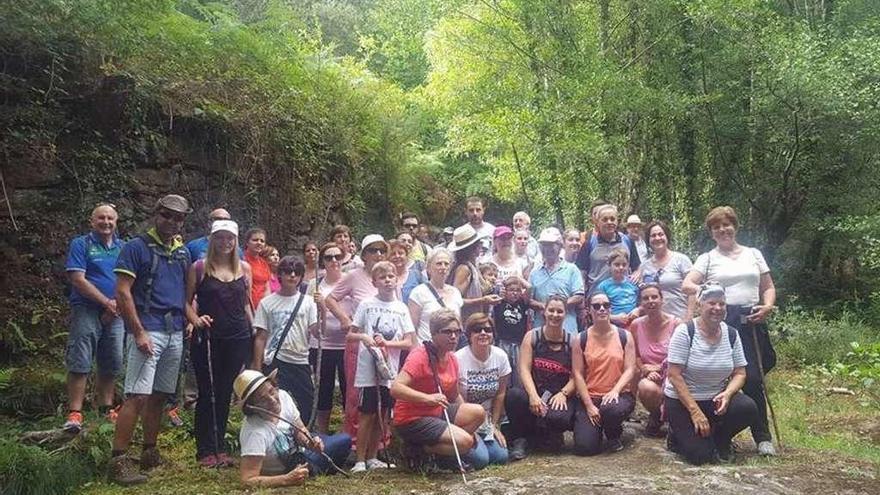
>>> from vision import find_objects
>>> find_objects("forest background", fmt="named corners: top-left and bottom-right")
top-left (1, 1), bottom-right (879, 494)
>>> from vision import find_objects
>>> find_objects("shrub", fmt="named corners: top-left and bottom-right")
top-left (0, 440), bottom-right (92, 495)
top-left (773, 308), bottom-right (878, 367)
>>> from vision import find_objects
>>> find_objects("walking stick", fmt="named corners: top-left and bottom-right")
top-left (425, 342), bottom-right (468, 484)
top-left (244, 404), bottom-right (350, 477)
top-left (308, 266), bottom-right (324, 431)
top-left (748, 319), bottom-right (783, 452)
top-left (202, 327), bottom-right (222, 464)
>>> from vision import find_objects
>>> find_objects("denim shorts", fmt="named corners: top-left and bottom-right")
top-left (65, 305), bottom-right (124, 375)
top-left (124, 330), bottom-right (183, 395)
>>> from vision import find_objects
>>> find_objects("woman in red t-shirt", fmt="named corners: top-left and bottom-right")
top-left (243, 228), bottom-right (270, 309)
top-left (391, 308), bottom-right (485, 462)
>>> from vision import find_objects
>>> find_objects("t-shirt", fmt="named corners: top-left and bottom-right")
top-left (114, 229), bottom-right (191, 332)
top-left (408, 283), bottom-right (464, 343)
top-left (246, 252), bottom-right (271, 309)
top-left (329, 268), bottom-right (377, 316)
top-left (240, 391), bottom-right (302, 476)
top-left (455, 346), bottom-right (511, 439)
top-left (254, 292), bottom-right (318, 365)
top-left (664, 322), bottom-right (747, 400)
top-left (640, 252), bottom-right (693, 319)
top-left (352, 297), bottom-right (415, 388)
top-left (393, 345), bottom-right (459, 426)
top-left (574, 232), bottom-right (641, 289)
top-left (306, 278), bottom-right (350, 350)
top-left (529, 260), bottom-right (585, 332)
top-left (595, 278), bottom-right (640, 315)
top-left (692, 248), bottom-right (769, 307)
top-left (400, 262), bottom-right (427, 304)
top-left (490, 256), bottom-right (529, 287)
top-left (493, 299), bottom-right (529, 343)
top-left (66, 232), bottom-right (124, 309)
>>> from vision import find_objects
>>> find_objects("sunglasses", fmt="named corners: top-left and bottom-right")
top-left (323, 253), bottom-right (343, 262)
top-left (364, 247), bottom-right (387, 255)
top-left (279, 268), bottom-right (300, 276)
top-left (469, 326), bottom-right (493, 335)
top-left (591, 302), bottom-right (611, 311)
top-left (403, 223), bottom-right (418, 229)
top-left (158, 210), bottom-right (186, 222)
top-left (439, 328), bottom-right (461, 336)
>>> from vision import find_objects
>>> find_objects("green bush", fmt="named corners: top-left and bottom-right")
top-left (0, 440), bottom-right (92, 495)
top-left (773, 308), bottom-right (879, 367)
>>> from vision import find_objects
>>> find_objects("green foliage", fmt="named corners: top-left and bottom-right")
top-left (0, 439), bottom-right (92, 495)
top-left (0, 367), bottom-right (67, 417)
top-left (774, 307), bottom-right (878, 367)
top-left (827, 341), bottom-right (880, 388)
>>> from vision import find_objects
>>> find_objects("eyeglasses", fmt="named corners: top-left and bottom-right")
top-left (364, 247), bottom-right (387, 255)
top-left (323, 253), bottom-right (343, 262)
top-left (158, 210), bottom-right (186, 222)
top-left (469, 326), bottom-right (493, 334)
top-left (591, 302), bottom-right (611, 311)
top-left (439, 328), bottom-right (461, 336)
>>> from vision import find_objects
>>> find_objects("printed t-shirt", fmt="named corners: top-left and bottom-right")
top-left (66, 232), bottom-right (123, 309)
top-left (408, 283), bottom-right (464, 343)
top-left (493, 299), bottom-right (529, 343)
top-left (664, 321), bottom-right (747, 400)
top-left (455, 345), bottom-right (511, 439)
top-left (352, 297), bottom-right (415, 387)
top-left (254, 292), bottom-right (317, 365)
top-left (240, 391), bottom-right (303, 475)
top-left (393, 345), bottom-right (459, 426)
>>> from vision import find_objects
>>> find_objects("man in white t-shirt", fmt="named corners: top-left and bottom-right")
top-left (253, 256), bottom-right (319, 426)
top-left (513, 211), bottom-right (539, 259)
top-left (626, 215), bottom-right (649, 262)
top-left (464, 196), bottom-right (495, 251)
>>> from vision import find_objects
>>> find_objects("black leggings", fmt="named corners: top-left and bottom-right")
top-left (665, 393), bottom-right (758, 465)
top-left (572, 393), bottom-right (635, 456)
top-left (505, 386), bottom-right (575, 441)
top-left (736, 323), bottom-right (772, 443)
top-left (191, 334), bottom-right (251, 459)
top-left (309, 348), bottom-right (346, 412)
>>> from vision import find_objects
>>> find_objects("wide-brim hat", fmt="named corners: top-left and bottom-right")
top-left (361, 234), bottom-right (389, 252)
top-left (447, 224), bottom-right (487, 252)
top-left (626, 214), bottom-right (643, 225)
top-left (234, 369), bottom-right (274, 406)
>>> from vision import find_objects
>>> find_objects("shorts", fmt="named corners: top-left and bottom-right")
top-left (65, 305), bottom-right (124, 375)
top-left (358, 386), bottom-right (393, 414)
top-left (124, 330), bottom-right (184, 395)
top-left (393, 403), bottom-right (461, 446)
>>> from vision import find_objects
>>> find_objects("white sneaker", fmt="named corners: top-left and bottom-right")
top-left (366, 458), bottom-right (395, 470)
top-left (757, 441), bottom-right (777, 456)
top-left (350, 461), bottom-right (367, 473)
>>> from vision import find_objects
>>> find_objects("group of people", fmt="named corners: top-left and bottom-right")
top-left (61, 193), bottom-right (778, 487)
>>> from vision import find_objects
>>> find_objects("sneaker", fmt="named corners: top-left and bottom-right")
top-left (350, 461), bottom-right (367, 473)
top-left (198, 454), bottom-right (218, 468)
top-left (757, 440), bottom-right (777, 456)
top-left (606, 438), bottom-right (624, 453)
top-left (215, 453), bottom-right (234, 468)
top-left (366, 458), bottom-right (395, 470)
top-left (108, 455), bottom-right (148, 486)
top-left (104, 406), bottom-right (120, 424)
top-left (140, 447), bottom-right (164, 470)
top-left (509, 438), bottom-right (528, 461)
top-left (63, 411), bottom-right (84, 433)
top-left (166, 407), bottom-right (183, 427)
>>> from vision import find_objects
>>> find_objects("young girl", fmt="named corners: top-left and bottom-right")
top-left (595, 248), bottom-right (640, 327)
top-left (262, 245), bottom-right (281, 294)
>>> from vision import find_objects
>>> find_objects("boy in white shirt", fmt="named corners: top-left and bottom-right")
top-left (348, 261), bottom-right (416, 472)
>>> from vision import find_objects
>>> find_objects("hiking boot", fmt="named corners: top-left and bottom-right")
top-left (644, 411), bottom-right (663, 438)
top-left (509, 438), bottom-right (528, 461)
top-left (140, 447), bottom-right (164, 470)
top-left (198, 454), bottom-right (218, 468)
top-left (108, 455), bottom-right (147, 486)
top-left (606, 438), bottom-right (624, 453)
top-left (63, 411), bottom-right (84, 433)
top-left (757, 440), bottom-right (777, 456)
top-left (166, 406), bottom-right (183, 427)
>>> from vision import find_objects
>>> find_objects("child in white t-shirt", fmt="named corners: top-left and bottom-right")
top-left (348, 261), bottom-right (415, 473)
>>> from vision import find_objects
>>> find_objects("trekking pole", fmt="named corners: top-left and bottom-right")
top-left (243, 404), bottom-right (350, 477)
top-left (425, 342), bottom-right (467, 484)
top-left (748, 321), bottom-right (783, 452)
top-left (308, 267), bottom-right (324, 431)
top-left (203, 327), bottom-right (222, 465)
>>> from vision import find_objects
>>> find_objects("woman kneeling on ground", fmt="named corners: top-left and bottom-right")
top-left (665, 284), bottom-right (758, 465)
top-left (455, 313), bottom-right (511, 469)
top-left (505, 295), bottom-right (579, 461)
top-left (629, 283), bottom-right (678, 437)
top-left (571, 292), bottom-right (637, 455)
top-left (235, 369), bottom-right (351, 487)
top-left (390, 309), bottom-right (485, 469)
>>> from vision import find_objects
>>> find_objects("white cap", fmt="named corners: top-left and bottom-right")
top-left (626, 215), bottom-right (643, 225)
top-left (537, 227), bottom-right (563, 244)
top-left (361, 234), bottom-right (389, 251)
top-left (210, 220), bottom-right (239, 237)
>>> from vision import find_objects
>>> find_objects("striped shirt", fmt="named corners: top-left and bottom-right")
top-left (663, 322), bottom-right (747, 400)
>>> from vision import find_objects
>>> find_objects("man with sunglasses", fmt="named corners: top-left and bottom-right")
top-left (109, 194), bottom-right (193, 485)
top-left (400, 212), bottom-right (432, 263)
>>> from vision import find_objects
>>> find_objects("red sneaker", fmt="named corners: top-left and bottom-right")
top-left (166, 406), bottom-right (183, 427)
top-left (63, 411), bottom-right (84, 433)
top-left (105, 406), bottom-right (120, 424)
top-left (198, 454), bottom-right (218, 468)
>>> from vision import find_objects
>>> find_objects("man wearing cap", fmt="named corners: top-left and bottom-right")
top-left (575, 204), bottom-right (641, 292)
top-left (440, 226), bottom-right (454, 248)
top-left (513, 211), bottom-right (539, 259)
top-left (62, 203), bottom-right (125, 433)
top-left (236, 369), bottom-right (351, 487)
top-left (108, 194), bottom-right (193, 485)
top-left (529, 227), bottom-right (585, 333)
top-left (626, 214), bottom-right (649, 262)
top-left (464, 196), bottom-right (495, 250)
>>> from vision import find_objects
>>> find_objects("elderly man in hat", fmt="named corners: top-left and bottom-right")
top-left (625, 214), bottom-right (649, 262)
top-left (235, 369), bottom-right (351, 487)
top-left (108, 194), bottom-right (193, 485)
top-left (528, 227), bottom-right (585, 333)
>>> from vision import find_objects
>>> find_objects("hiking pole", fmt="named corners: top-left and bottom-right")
top-left (425, 343), bottom-right (467, 484)
top-left (308, 268), bottom-right (324, 431)
top-left (243, 404), bottom-right (350, 477)
top-left (203, 327), bottom-right (222, 465)
top-left (748, 321), bottom-right (783, 453)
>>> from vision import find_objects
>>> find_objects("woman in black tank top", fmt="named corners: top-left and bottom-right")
top-left (185, 221), bottom-right (254, 468)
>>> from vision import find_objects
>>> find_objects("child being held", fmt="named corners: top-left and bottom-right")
top-left (478, 262), bottom-right (500, 296)
top-left (492, 276), bottom-right (530, 387)
top-left (595, 248), bottom-right (640, 327)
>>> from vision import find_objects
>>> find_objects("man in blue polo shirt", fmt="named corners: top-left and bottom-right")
top-left (575, 203), bottom-right (641, 292)
top-left (62, 204), bottom-right (125, 433)
top-left (109, 194), bottom-right (192, 486)
top-left (529, 227), bottom-right (585, 333)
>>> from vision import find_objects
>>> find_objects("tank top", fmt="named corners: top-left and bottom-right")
top-left (457, 262), bottom-right (485, 324)
top-left (530, 327), bottom-right (572, 395)
top-left (245, 252), bottom-right (270, 308)
top-left (584, 326), bottom-right (627, 397)
top-left (630, 316), bottom-right (676, 368)
top-left (196, 275), bottom-right (251, 340)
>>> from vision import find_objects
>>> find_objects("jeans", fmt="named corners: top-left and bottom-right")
top-left (303, 433), bottom-right (352, 475)
top-left (309, 348), bottom-right (346, 411)
top-left (665, 393), bottom-right (758, 465)
top-left (468, 435), bottom-right (509, 470)
top-left (572, 393), bottom-right (636, 456)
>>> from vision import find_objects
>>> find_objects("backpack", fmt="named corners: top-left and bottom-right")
top-left (136, 234), bottom-right (191, 314)
top-left (685, 319), bottom-right (736, 349)
top-left (577, 326), bottom-right (628, 353)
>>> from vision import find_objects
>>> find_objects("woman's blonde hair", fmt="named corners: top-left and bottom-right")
top-left (206, 232), bottom-right (242, 279)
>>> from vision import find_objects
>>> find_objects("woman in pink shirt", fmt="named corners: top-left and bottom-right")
top-left (629, 283), bottom-right (678, 437)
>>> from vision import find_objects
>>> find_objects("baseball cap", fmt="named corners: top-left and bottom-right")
top-left (154, 194), bottom-right (192, 214)
top-left (537, 227), bottom-right (563, 244)
top-left (210, 220), bottom-right (238, 237)
top-left (493, 225), bottom-right (514, 238)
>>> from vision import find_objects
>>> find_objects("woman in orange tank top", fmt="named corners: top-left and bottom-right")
top-left (571, 292), bottom-right (637, 455)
